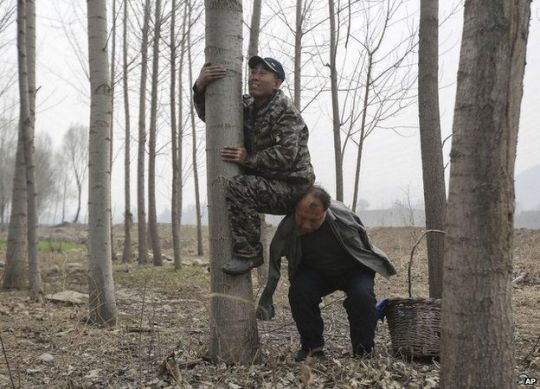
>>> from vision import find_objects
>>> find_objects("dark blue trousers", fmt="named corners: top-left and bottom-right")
top-left (288, 266), bottom-right (377, 355)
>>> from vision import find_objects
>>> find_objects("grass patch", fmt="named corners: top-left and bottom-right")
top-left (114, 263), bottom-right (210, 296)
top-left (39, 240), bottom-right (85, 252)
top-left (0, 238), bottom-right (84, 253)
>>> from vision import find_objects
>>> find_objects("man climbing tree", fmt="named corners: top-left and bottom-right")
top-left (194, 56), bottom-right (315, 275)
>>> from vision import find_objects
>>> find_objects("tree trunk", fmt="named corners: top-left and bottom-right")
top-left (293, 0), bottom-right (302, 110)
top-left (86, 0), bottom-right (118, 326)
top-left (441, 1), bottom-right (531, 387)
top-left (188, 1), bottom-right (203, 257)
top-left (246, 0), bottom-right (268, 285)
top-left (73, 177), bottom-right (82, 223)
top-left (247, 0), bottom-right (261, 58)
top-left (23, 0), bottom-right (43, 301)
top-left (328, 0), bottom-right (343, 202)
top-left (121, 0), bottom-right (132, 264)
top-left (22, 0), bottom-right (42, 301)
top-left (2, 129), bottom-right (27, 290)
top-left (171, 0), bottom-right (187, 270)
top-left (351, 55), bottom-right (372, 213)
top-left (148, 0), bottom-right (163, 266)
top-left (170, 0), bottom-right (179, 268)
top-left (137, 0), bottom-right (151, 265)
top-left (61, 176), bottom-right (66, 222)
top-left (109, 0), bottom-right (117, 260)
top-left (418, 0), bottom-right (445, 299)
top-left (205, 0), bottom-right (259, 364)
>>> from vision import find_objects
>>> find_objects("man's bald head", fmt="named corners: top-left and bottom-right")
top-left (294, 186), bottom-right (331, 235)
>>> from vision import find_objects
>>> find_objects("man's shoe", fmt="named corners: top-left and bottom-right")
top-left (352, 346), bottom-right (374, 359)
top-left (222, 256), bottom-right (263, 275)
top-left (294, 347), bottom-right (324, 362)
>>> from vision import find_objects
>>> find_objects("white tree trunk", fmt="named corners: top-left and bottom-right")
top-left (205, 0), bottom-right (259, 364)
top-left (86, 0), bottom-right (117, 326)
top-left (22, 0), bottom-right (42, 301)
top-left (148, 0), bottom-right (163, 266)
top-left (441, 1), bottom-right (531, 387)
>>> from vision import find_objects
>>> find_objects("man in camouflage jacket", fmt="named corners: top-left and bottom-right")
top-left (193, 56), bottom-right (315, 275)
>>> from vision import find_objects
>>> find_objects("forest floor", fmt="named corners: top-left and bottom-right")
top-left (0, 224), bottom-right (539, 388)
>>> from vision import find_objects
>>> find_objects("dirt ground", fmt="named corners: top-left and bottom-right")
top-left (0, 224), bottom-right (538, 388)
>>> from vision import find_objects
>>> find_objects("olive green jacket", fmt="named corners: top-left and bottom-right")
top-left (257, 200), bottom-right (396, 319)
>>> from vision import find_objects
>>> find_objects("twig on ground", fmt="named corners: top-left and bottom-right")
top-left (522, 335), bottom-right (540, 363)
top-left (0, 332), bottom-right (16, 389)
top-left (137, 277), bottom-right (149, 385)
top-left (127, 326), bottom-right (160, 333)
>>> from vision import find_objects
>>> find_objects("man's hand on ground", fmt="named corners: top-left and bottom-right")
top-left (221, 147), bottom-right (248, 164)
top-left (195, 63), bottom-right (226, 92)
top-left (256, 303), bottom-right (275, 321)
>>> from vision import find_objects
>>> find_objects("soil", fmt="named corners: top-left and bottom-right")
top-left (0, 224), bottom-right (538, 388)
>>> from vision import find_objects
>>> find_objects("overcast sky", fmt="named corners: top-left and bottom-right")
top-left (3, 1), bottom-right (539, 222)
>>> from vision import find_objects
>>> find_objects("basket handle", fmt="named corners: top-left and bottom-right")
top-left (408, 229), bottom-right (446, 298)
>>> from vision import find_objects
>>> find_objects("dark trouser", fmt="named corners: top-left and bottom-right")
top-left (288, 266), bottom-right (377, 355)
top-left (225, 175), bottom-right (309, 259)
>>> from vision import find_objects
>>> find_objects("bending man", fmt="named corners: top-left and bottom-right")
top-left (257, 186), bottom-right (396, 361)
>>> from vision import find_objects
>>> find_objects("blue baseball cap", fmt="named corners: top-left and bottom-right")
top-left (248, 56), bottom-right (285, 81)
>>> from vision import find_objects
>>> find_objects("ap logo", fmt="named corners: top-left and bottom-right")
top-left (518, 374), bottom-right (537, 386)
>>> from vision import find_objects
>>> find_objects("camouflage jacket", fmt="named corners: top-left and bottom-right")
top-left (257, 200), bottom-right (397, 319)
top-left (194, 87), bottom-right (315, 186)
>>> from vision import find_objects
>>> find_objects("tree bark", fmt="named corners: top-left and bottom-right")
top-left (441, 1), bottom-right (531, 387)
top-left (205, 0), bottom-right (259, 364)
top-left (328, 0), bottom-right (343, 202)
top-left (188, 0), bottom-right (203, 257)
top-left (148, 0), bottom-right (163, 266)
top-left (418, 0), bottom-right (446, 299)
top-left (121, 0), bottom-right (132, 264)
top-left (136, 0), bottom-right (151, 265)
top-left (86, 0), bottom-right (118, 326)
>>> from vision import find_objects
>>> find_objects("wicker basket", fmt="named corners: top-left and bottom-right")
top-left (385, 297), bottom-right (440, 358)
top-left (383, 230), bottom-right (443, 358)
